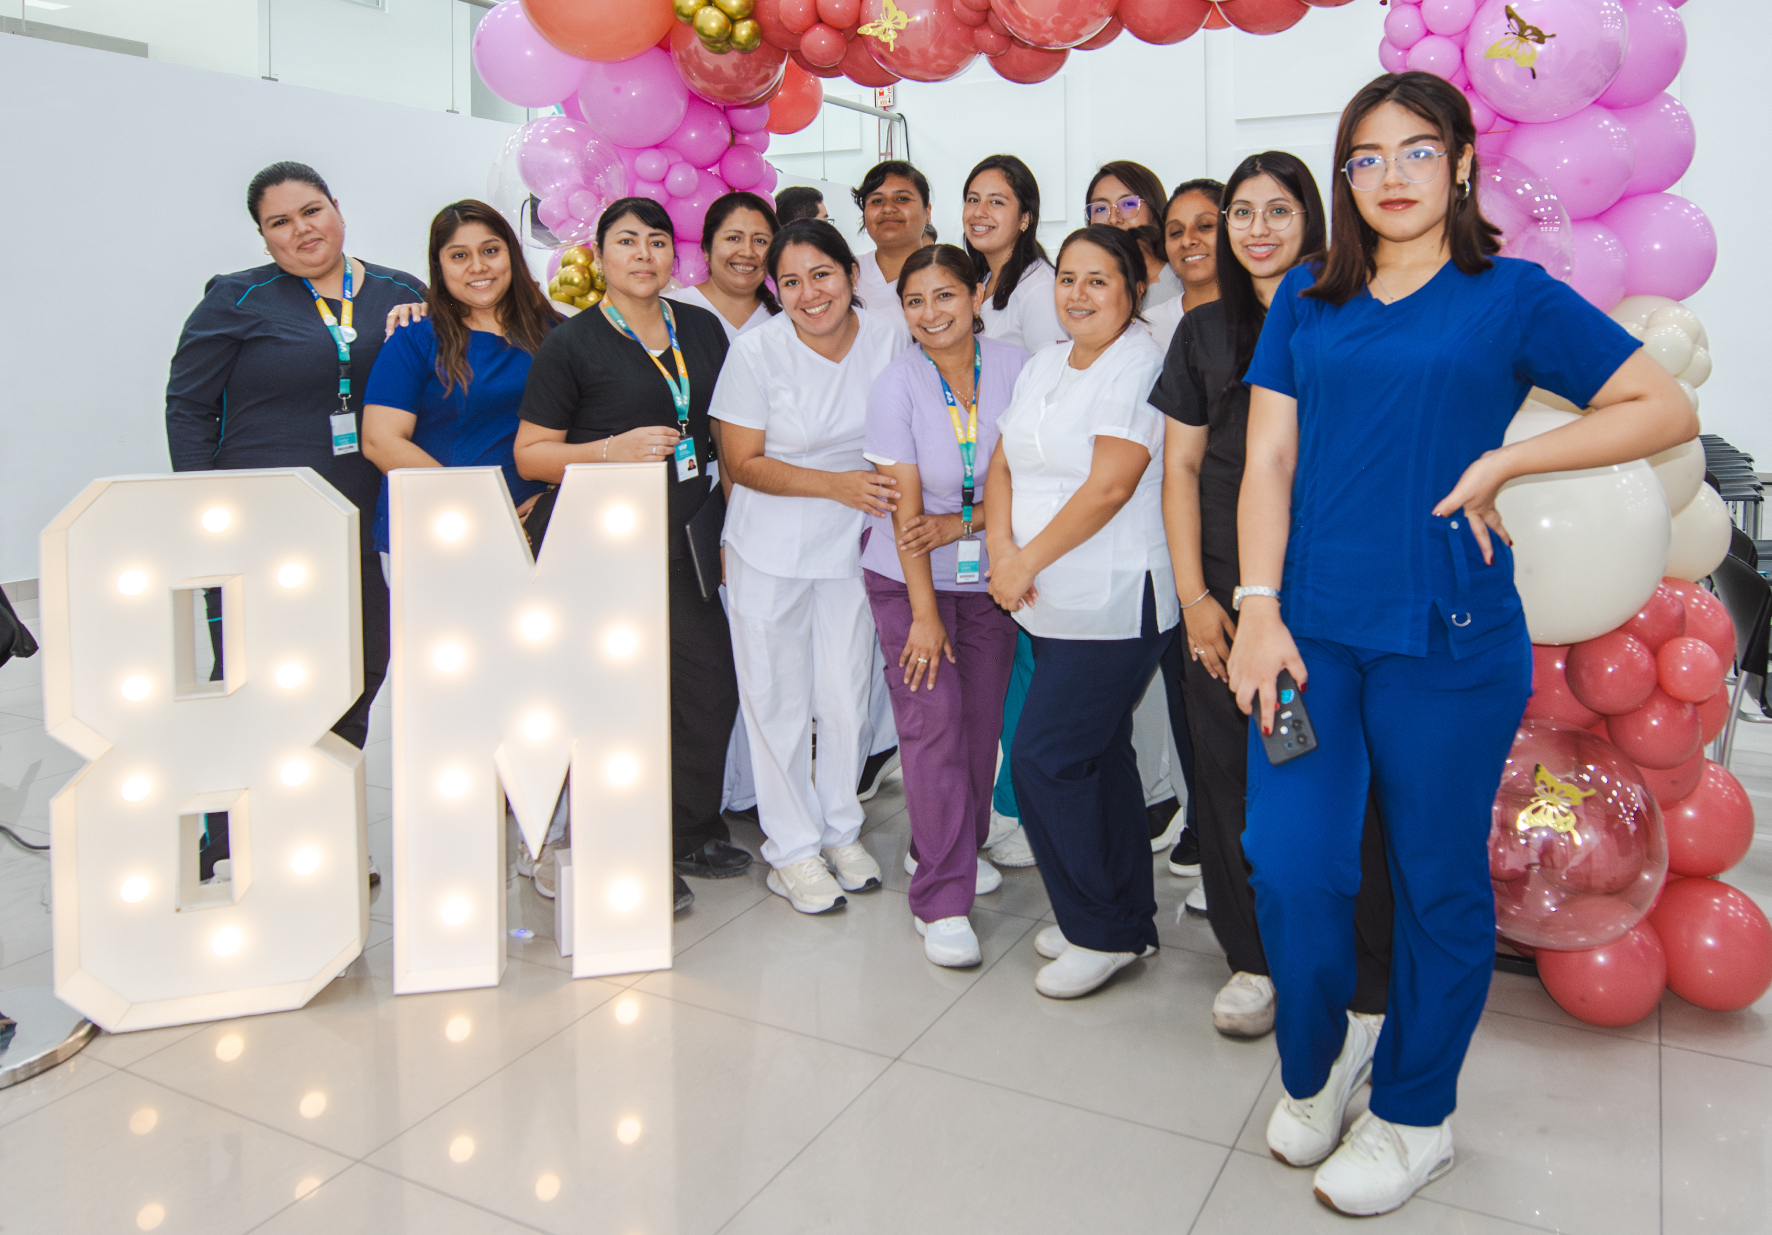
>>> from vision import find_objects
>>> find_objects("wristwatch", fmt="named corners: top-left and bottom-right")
top-left (1232, 585), bottom-right (1280, 611)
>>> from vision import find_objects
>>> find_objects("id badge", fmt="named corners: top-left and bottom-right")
top-left (329, 411), bottom-right (360, 456)
top-left (955, 535), bottom-right (981, 585)
top-left (674, 436), bottom-right (699, 482)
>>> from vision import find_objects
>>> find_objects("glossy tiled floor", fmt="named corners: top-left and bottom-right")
top-left (3, 594), bottom-right (1772, 1234)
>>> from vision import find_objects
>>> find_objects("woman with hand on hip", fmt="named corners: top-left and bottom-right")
top-left (852, 161), bottom-right (933, 316)
top-left (862, 244), bottom-right (1028, 966)
top-left (1086, 161), bottom-right (1179, 312)
top-left (1230, 73), bottom-right (1693, 1214)
top-left (665, 191), bottom-right (780, 343)
top-left (1153, 153), bottom-right (1393, 1042)
top-left (986, 224), bottom-right (1177, 999)
top-left (712, 219), bottom-right (906, 915)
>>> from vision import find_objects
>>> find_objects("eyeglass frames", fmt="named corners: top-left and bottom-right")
top-left (1085, 194), bottom-right (1144, 224)
top-left (1223, 202), bottom-right (1305, 232)
top-left (1343, 145), bottom-right (1447, 191)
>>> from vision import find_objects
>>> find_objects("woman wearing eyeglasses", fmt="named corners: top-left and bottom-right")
top-left (1229, 74), bottom-right (1692, 1214)
top-left (1085, 162), bottom-right (1180, 312)
top-left (1154, 152), bottom-right (1394, 1044)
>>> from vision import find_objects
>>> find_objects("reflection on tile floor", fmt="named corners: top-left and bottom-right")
top-left (4, 595), bottom-right (1772, 1232)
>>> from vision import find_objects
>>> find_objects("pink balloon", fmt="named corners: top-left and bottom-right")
top-left (635, 178), bottom-right (672, 205)
top-left (1504, 105), bottom-right (1635, 221)
top-left (1383, 1), bottom-right (1425, 48)
top-left (1420, 0), bottom-right (1475, 35)
top-left (666, 163), bottom-right (701, 198)
top-left (1566, 220), bottom-right (1628, 309)
top-left (1378, 39), bottom-right (1409, 75)
top-left (1478, 155), bottom-right (1574, 282)
top-left (1525, 644), bottom-right (1604, 729)
top-left (1465, 0), bottom-right (1629, 124)
top-left (1598, 192), bottom-right (1718, 301)
top-left (733, 129), bottom-right (772, 151)
top-left (1656, 636), bottom-right (1725, 705)
top-left (635, 148), bottom-right (671, 181)
top-left (472, 0), bottom-right (589, 108)
top-left (1612, 93), bottom-right (1696, 196)
top-left (675, 247), bottom-right (710, 287)
top-left (756, 162), bottom-right (780, 194)
top-left (1462, 85), bottom-right (1498, 134)
top-left (720, 144), bottom-right (767, 190)
top-left (515, 115), bottom-right (600, 197)
top-left (579, 47), bottom-right (689, 149)
top-left (671, 23), bottom-right (789, 107)
top-left (1536, 922), bottom-right (1666, 1027)
top-left (1620, 582), bottom-right (1687, 651)
top-left (537, 190), bottom-right (573, 230)
top-left (1405, 33), bottom-right (1462, 79)
top-left (1650, 877), bottom-right (1772, 1011)
top-left (667, 170), bottom-right (729, 241)
top-left (861, 0), bottom-right (978, 83)
top-left (728, 103), bottom-right (773, 133)
top-left (567, 187), bottom-right (607, 221)
top-left (1663, 761), bottom-right (1755, 878)
top-left (1567, 630), bottom-right (1657, 715)
top-left (989, 0), bottom-right (1116, 49)
top-left (1637, 746), bottom-right (1704, 807)
top-left (1597, 0), bottom-right (1687, 110)
top-left (664, 97), bottom-right (733, 169)
top-left (1606, 686), bottom-right (1701, 770)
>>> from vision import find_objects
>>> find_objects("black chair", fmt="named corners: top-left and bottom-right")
top-left (1730, 525), bottom-right (1759, 571)
top-left (1707, 551), bottom-right (1772, 766)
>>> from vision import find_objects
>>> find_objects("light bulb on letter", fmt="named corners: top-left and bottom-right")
top-left (117, 570), bottom-right (147, 596)
top-left (438, 769), bottom-right (468, 798)
top-left (608, 878), bottom-right (642, 913)
top-left (602, 503), bottom-right (638, 536)
top-left (276, 563), bottom-right (306, 588)
top-left (519, 610), bottom-right (552, 641)
top-left (522, 711), bottom-right (552, 741)
top-left (120, 675), bottom-right (151, 701)
top-left (120, 776), bottom-right (150, 802)
top-left (275, 663), bottom-right (305, 689)
top-left (280, 760), bottom-right (309, 787)
top-left (120, 876), bottom-right (150, 904)
top-left (603, 626), bottom-right (639, 659)
top-left (290, 847), bottom-right (321, 876)
top-left (432, 642), bottom-right (466, 672)
top-left (201, 507), bottom-right (231, 533)
top-left (441, 896), bottom-right (471, 926)
top-left (434, 511), bottom-right (466, 541)
top-left (605, 753), bottom-right (639, 787)
top-left (212, 927), bottom-right (242, 956)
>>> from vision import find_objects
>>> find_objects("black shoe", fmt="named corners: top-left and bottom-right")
top-left (858, 746), bottom-right (900, 801)
top-left (674, 874), bottom-right (695, 914)
top-left (1168, 827), bottom-right (1202, 878)
top-left (1146, 796), bottom-right (1180, 842)
top-left (674, 838), bottom-right (754, 880)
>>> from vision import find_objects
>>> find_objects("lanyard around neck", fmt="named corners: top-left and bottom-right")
top-left (302, 258), bottom-right (356, 413)
top-left (926, 341), bottom-right (981, 527)
top-left (603, 300), bottom-right (691, 426)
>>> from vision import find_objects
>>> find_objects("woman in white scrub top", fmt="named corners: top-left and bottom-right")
top-left (713, 219), bottom-right (907, 915)
top-left (852, 161), bottom-right (933, 313)
top-left (1087, 161), bottom-right (1181, 314)
top-left (665, 191), bottom-right (779, 344)
top-left (963, 155), bottom-right (1069, 352)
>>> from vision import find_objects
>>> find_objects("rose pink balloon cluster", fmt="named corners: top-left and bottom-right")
top-left (1380, 0), bottom-right (1712, 312)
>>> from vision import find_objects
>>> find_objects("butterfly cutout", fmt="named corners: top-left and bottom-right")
top-left (1514, 762), bottom-right (1595, 841)
top-left (860, 0), bottom-right (910, 49)
top-left (1486, 4), bottom-right (1556, 79)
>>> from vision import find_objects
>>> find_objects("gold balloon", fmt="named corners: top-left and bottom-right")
top-left (556, 266), bottom-right (591, 296)
top-left (713, 0), bottom-right (755, 18)
top-left (573, 294), bottom-right (596, 310)
top-left (549, 289), bottom-right (576, 305)
top-left (729, 17), bottom-right (762, 51)
top-left (674, 0), bottom-right (701, 21)
top-left (692, 5), bottom-right (732, 42)
top-left (559, 245), bottom-right (593, 269)
top-left (592, 268), bottom-right (607, 292)
top-left (700, 35), bottom-right (732, 53)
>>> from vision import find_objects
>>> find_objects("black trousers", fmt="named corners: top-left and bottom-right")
top-left (669, 558), bottom-right (740, 857)
top-left (1156, 632), bottom-right (1199, 831)
top-left (1183, 583), bottom-right (1392, 1013)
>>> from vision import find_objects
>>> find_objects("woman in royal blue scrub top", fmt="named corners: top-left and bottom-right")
top-left (1227, 73), bottom-right (1694, 1216)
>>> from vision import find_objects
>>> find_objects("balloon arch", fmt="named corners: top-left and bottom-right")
top-left (474, 0), bottom-right (1770, 1028)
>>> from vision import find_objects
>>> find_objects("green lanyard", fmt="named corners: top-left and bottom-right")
top-left (301, 258), bottom-right (356, 414)
top-left (928, 342), bottom-right (982, 530)
top-left (603, 300), bottom-right (691, 428)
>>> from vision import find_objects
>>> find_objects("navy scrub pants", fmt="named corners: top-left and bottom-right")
top-left (1011, 578), bottom-right (1172, 955)
top-left (1244, 622), bottom-right (1531, 1127)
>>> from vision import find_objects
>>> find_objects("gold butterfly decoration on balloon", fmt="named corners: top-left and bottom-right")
top-left (1486, 4), bottom-right (1556, 79)
top-left (861, 0), bottom-right (910, 49)
top-left (1515, 763), bottom-right (1595, 841)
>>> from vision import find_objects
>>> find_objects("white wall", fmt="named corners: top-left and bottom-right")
top-left (0, 33), bottom-right (514, 583)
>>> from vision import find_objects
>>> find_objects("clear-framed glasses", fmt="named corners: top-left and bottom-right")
top-left (1343, 145), bottom-right (1447, 191)
top-left (1086, 194), bottom-right (1144, 223)
top-left (1223, 203), bottom-right (1305, 232)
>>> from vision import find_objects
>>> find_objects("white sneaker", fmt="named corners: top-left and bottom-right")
top-left (821, 843), bottom-right (882, 892)
top-left (903, 852), bottom-right (1002, 894)
top-left (984, 809), bottom-right (1020, 849)
top-left (1212, 972), bottom-right (1276, 1038)
top-left (1313, 1110), bottom-right (1455, 1216)
top-left (1035, 924), bottom-right (1157, 961)
top-left (1034, 943), bottom-right (1139, 999)
top-left (767, 857), bottom-right (848, 914)
top-left (1266, 1011), bottom-right (1384, 1167)
top-left (986, 822), bottom-right (1037, 868)
top-left (915, 916), bottom-right (982, 967)
top-left (1184, 883), bottom-right (1209, 916)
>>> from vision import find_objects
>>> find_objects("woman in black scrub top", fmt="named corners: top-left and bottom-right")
top-left (165, 161), bottom-right (426, 749)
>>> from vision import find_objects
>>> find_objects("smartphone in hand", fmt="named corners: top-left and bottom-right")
top-left (1260, 669), bottom-right (1317, 765)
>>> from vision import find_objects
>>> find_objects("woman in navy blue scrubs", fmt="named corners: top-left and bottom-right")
top-left (1227, 73), bottom-right (1694, 1215)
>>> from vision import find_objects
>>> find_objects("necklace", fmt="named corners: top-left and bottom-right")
top-left (1373, 269), bottom-right (1398, 304)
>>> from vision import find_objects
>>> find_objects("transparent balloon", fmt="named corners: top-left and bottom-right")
top-left (1490, 720), bottom-right (1668, 949)
top-left (1478, 155), bottom-right (1573, 282)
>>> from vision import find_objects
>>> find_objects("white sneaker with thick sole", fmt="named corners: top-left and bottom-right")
top-left (767, 857), bottom-right (849, 914)
top-left (1034, 944), bottom-right (1139, 999)
top-left (1184, 883), bottom-right (1209, 916)
top-left (1035, 924), bottom-right (1156, 960)
top-left (1212, 971), bottom-right (1276, 1038)
top-left (821, 843), bottom-right (882, 892)
top-left (984, 809), bottom-right (1020, 849)
top-left (915, 916), bottom-right (982, 967)
top-left (1266, 1010), bottom-right (1385, 1167)
top-left (1313, 1111), bottom-right (1455, 1216)
top-left (903, 852), bottom-right (1002, 894)
top-left (985, 822), bottom-right (1037, 868)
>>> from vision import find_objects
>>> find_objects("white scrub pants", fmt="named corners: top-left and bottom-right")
top-left (864, 640), bottom-right (898, 760)
top-left (1131, 664), bottom-right (1178, 808)
top-left (726, 553), bottom-right (874, 868)
top-left (718, 582), bottom-right (759, 812)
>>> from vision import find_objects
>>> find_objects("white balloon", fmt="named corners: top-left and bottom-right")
top-left (1646, 304), bottom-right (1705, 344)
top-left (1676, 377), bottom-right (1700, 414)
top-left (1642, 324), bottom-right (1697, 376)
top-left (1683, 347), bottom-right (1712, 388)
top-left (1496, 459), bottom-right (1671, 645)
top-left (1526, 387), bottom-right (1584, 414)
top-left (1665, 484), bottom-right (1733, 583)
top-left (1649, 437), bottom-right (1705, 512)
top-left (1610, 294), bottom-right (1683, 332)
top-left (1505, 407), bottom-right (1581, 446)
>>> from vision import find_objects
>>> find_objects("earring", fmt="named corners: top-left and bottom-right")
top-left (1459, 179), bottom-right (1470, 199)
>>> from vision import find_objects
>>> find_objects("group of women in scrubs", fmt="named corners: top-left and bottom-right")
top-left (165, 68), bottom-right (1699, 1217)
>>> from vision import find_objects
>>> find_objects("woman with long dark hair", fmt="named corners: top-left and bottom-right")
top-left (1153, 154), bottom-right (1394, 1044)
top-left (962, 155), bottom-right (1066, 352)
top-left (1228, 74), bottom-right (1692, 1213)
top-left (1143, 178), bottom-right (1225, 352)
top-left (1086, 161), bottom-right (1177, 310)
top-left (666, 190), bottom-right (780, 342)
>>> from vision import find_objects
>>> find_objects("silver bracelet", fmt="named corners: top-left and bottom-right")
top-left (1180, 589), bottom-right (1210, 609)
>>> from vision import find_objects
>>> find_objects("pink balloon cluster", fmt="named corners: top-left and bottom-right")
top-left (475, 0), bottom-right (782, 282)
top-left (1381, 0), bottom-right (1712, 311)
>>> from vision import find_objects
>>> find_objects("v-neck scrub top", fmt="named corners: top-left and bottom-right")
top-left (979, 260), bottom-right (1069, 353)
top-left (1245, 257), bottom-right (1641, 659)
top-left (710, 307), bottom-right (906, 579)
top-left (997, 327), bottom-right (1178, 640)
top-left (664, 283), bottom-right (773, 343)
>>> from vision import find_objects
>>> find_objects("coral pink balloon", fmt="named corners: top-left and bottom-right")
top-left (766, 59), bottom-right (823, 134)
top-left (860, 0), bottom-right (978, 82)
top-left (1420, 0), bottom-right (1476, 35)
top-left (1612, 93), bottom-right (1696, 197)
top-left (1657, 636), bottom-right (1724, 704)
top-left (818, 0), bottom-right (862, 25)
top-left (1598, 192), bottom-right (1718, 301)
top-left (1696, 690), bottom-right (1729, 744)
top-left (756, 0), bottom-right (805, 49)
top-left (990, 38), bottom-right (1068, 81)
top-left (522, 0), bottom-right (674, 63)
top-left (1606, 687), bottom-right (1701, 770)
top-left (474, 1), bottom-right (590, 108)
top-left (1566, 631), bottom-right (1657, 715)
top-left (1650, 877), bottom-right (1772, 1010)
top-left (579, 48), bottom-right (689, 148)
top-left (1620, 582), bottom-right (1687, 650)
top-left (1219, 0), bottom-right (1310, 34)
top-left (781, 0), bottom-right (820, 32)
top-left (989, 0), bottom-right (1115, 48)
top-left (1662, 579), bottom-right (1735, 664)
top-left (954, 0), bottom-right (991, 24)
top-left (1076, 15), bottom-right (1122, 48)
top-left (671, 26), bottom-right (788, 106)
top-left (799, 21), bottom-right (848, 66)
top-left (1384, 1), bottom-right (1426, 47)
top-left (1536, 921), bottom-right (1667, 1027)
top-left (790, 48), bottom-right (845, 77)
top-left (840, 31), bottom-right (901, 84)
top-left (1118, 0), bottom-right (1213, 43)
top-left (1490, 720), bottom-right (1667, 949)
top-left (1663, 761), bottom-right (1755, 878)
top-left (1405, 33), bottom-right (1463, 80)
top-left (1638, 746), bottom-right (1704, 806)
top-left (973, 22), bottom-right (1011, 53)
top-left (1464, 0), bottom-right (1628, 124)
top-left (1597, 0), bottom-right (1687, 110)
top-left (1525, 645), bottom-right (1604, 728)
top-left (1503, 105), bottom-right (1635, 221)
top-left (1379, 39), bottom-right (1409, 74)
